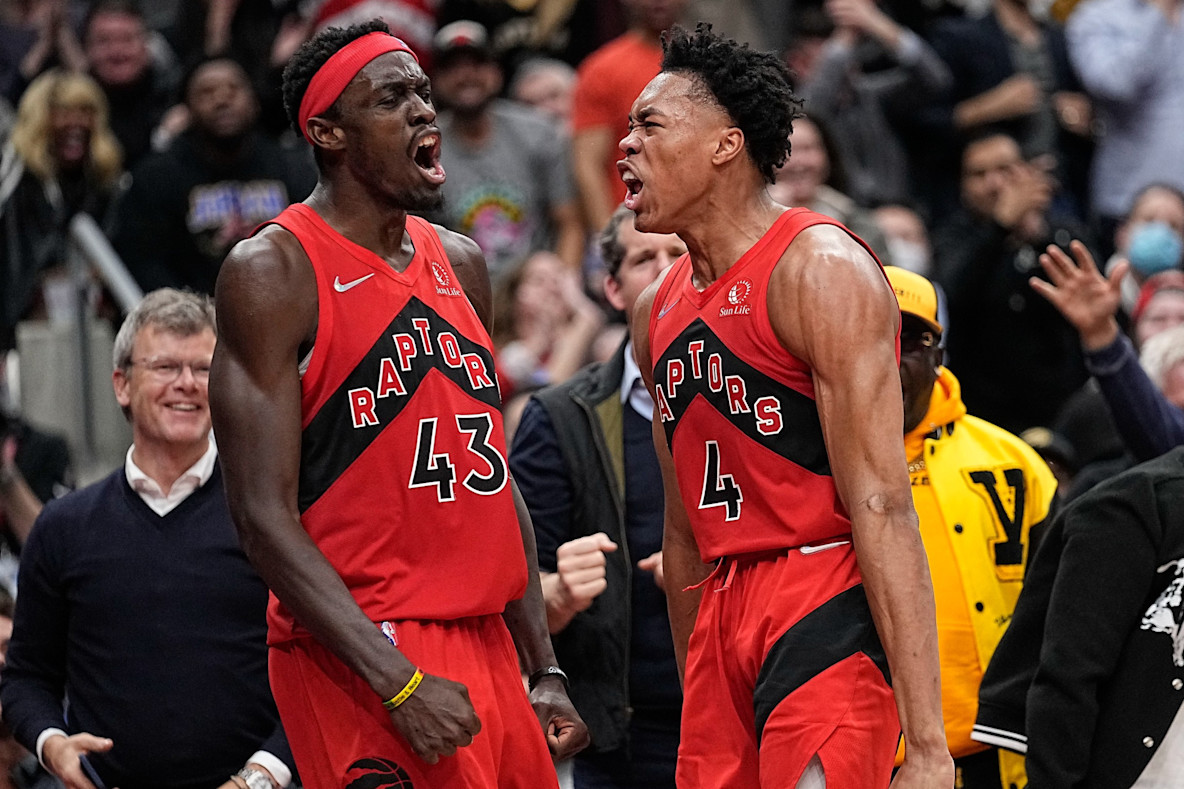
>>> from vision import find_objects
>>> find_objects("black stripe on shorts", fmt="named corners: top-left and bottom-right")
top-left (753, 584), bottom-right (891, 745)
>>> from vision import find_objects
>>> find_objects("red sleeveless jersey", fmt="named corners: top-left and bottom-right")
top-left (648, 208), bottom-right (895, 562)
top-left (264, 204), bottom-right (527, 643)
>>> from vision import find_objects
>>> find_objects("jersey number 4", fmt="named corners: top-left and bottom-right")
top-left (410, 414), bottom-right (508, 501)
top-left (700, 440), bottom-right (743, 521)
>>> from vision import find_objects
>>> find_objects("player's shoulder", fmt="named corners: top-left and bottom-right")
top-left (429, 222), bottom-right (481, 260)
top-left (222, 222), bottom-right (308, 280)
top-left (216, 220), bottom-right (318, 332)
top-left (429, 223), bottom-right (487, 284)
top-left (778, 222), bottom-right (888, 296)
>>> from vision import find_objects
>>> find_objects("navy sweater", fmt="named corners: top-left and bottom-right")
top-left (0, 465), bottom-right (293, 789)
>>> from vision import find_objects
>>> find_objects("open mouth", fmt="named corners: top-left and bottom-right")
top-left (620, 168), bottom-right (643, 210)
top-left (413, 132), bottom-right (446, 184)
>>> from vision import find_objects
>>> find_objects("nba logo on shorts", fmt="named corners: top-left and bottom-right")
top-left (380, 621), bottom-right (398, 646)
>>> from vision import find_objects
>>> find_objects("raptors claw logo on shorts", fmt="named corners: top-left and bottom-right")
top-left (345, 757), bottom-right (415, 788)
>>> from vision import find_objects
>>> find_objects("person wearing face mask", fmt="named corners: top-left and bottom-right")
top-left (885, 266), bottom-right (1058, 789)
top-left (875, 203), bottom-right (933, 276)
top-left (1102, 183), bottom-right (1184, 317)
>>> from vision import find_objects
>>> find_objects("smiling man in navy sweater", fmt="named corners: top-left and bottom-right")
top-left (0, 289), bottom-right (294, 789)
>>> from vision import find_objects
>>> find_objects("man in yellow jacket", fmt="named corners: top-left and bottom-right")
top-left (886, 266), bottom-right (1058, 789)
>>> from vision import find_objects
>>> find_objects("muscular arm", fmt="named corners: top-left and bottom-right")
top-left (211, 228), bottom-right (480, 765)
top-left (211, 230), bottom-right (416, 693)
top-left (770, 227), bottom-right (951, 782)
top-left (631, 274), bottom-right (713, 680)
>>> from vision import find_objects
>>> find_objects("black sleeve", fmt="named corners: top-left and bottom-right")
top-left (508, 397), bottom-right (575, 574)
top-left (0, 503), bottom-right (72, 752)
top-left (974, 512), bottom-right (1065, 754)
top-left (1024, 488), bottom-right (1159, 787)
top-left (257, 719), bottom-right (296, 778)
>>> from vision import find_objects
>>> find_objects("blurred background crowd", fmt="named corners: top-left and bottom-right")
top-left (3, 0), bottom-right (1183, 487)
top-left (0, 0), bottom-right (1183, 784)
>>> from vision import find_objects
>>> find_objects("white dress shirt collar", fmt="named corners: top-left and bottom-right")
top-left (124, 437), bottom-right (217, 516)
top-left (620, 341), bottom-right (654, 419)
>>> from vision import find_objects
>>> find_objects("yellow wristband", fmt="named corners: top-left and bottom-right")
top-left (382, 668), bottom-right (424, 711)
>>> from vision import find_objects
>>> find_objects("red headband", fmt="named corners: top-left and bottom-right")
top-left (298, 32), bottom-right (419, 143)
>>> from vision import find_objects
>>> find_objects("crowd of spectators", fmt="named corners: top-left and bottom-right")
top-left (0, 0), bottom-right (1182, 786)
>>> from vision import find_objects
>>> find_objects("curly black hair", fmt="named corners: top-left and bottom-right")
top-left (281, 18), bottom-right (392, 137)
top-left (660, 23), bottom-right (801, 184)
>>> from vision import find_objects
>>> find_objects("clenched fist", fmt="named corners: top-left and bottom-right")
top-left (540, 532), bottom-right (618, 632)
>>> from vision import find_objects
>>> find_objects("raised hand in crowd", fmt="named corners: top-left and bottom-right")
top-left (1030, 239), bottom-right (1129, 350)
top-left (954, 74), bottom-right (1042, 129)
top-left (991, 157), bottom-right (1054, 234)
top-left (20, 0), bottom-right (86, 82)
top-left (541, 532), bottom-right (618, 633)
top-left (825, 0), bottom-right (906, 48)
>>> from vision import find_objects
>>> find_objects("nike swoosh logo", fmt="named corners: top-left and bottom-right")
top-left (799, 540), bottom-right (851, 555)
top-left (657, 298), bottom-right (681, 319)
top-left (334, 273), bottom-right (375, 292)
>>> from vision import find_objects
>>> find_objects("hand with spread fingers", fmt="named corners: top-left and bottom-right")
top-left (1030, 239), bottom-right (1127, 350)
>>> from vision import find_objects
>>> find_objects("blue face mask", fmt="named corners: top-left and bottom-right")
top-left (1127, 221), bottom-right (1184, 276)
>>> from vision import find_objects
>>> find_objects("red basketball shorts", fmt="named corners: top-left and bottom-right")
top-left (676, 542), bottom-right (901, 788)
top-left (269, 614), bottom-right (558, 789)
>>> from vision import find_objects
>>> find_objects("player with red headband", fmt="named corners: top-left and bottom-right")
top-left (207, 18), bottom-right (589, 788)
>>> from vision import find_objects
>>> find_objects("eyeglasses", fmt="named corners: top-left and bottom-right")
top-left (127, 357), bottom-right (212, 383)
top-left (900, 328), bottom-right (938, 355)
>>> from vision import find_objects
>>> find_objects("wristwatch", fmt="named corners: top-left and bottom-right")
top-left (236, 767), bottom-right (274, 789)
top-left (528, 665), bottom-right (570, 692)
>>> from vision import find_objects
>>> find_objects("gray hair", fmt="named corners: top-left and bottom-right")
top-left (599, 204), bottom-right (635, 279)
top-left (1140, 324), bottom-right (1184, 390)
top-left (112, 288), bottom-right (216, 370)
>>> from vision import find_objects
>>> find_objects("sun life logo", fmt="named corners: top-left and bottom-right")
top-left (432, 261), bottom-right (450, 288)
top-left (432, 261), bottom-right (462, 297)
top-left (721, 279), bottom-right (753, 317)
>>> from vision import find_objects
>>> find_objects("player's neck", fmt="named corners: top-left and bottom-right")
top-left (305, 182), bottom-right (415, 265)
top-left (681, 191), bottom-right (785, 289)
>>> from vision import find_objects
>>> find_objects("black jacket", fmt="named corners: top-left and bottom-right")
top-left (975, 447), bottom-right (1184, 787)
top-left (510, 342), bottom-right (634, 752)
top-left (113, 129), bottom-right (314, 296)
